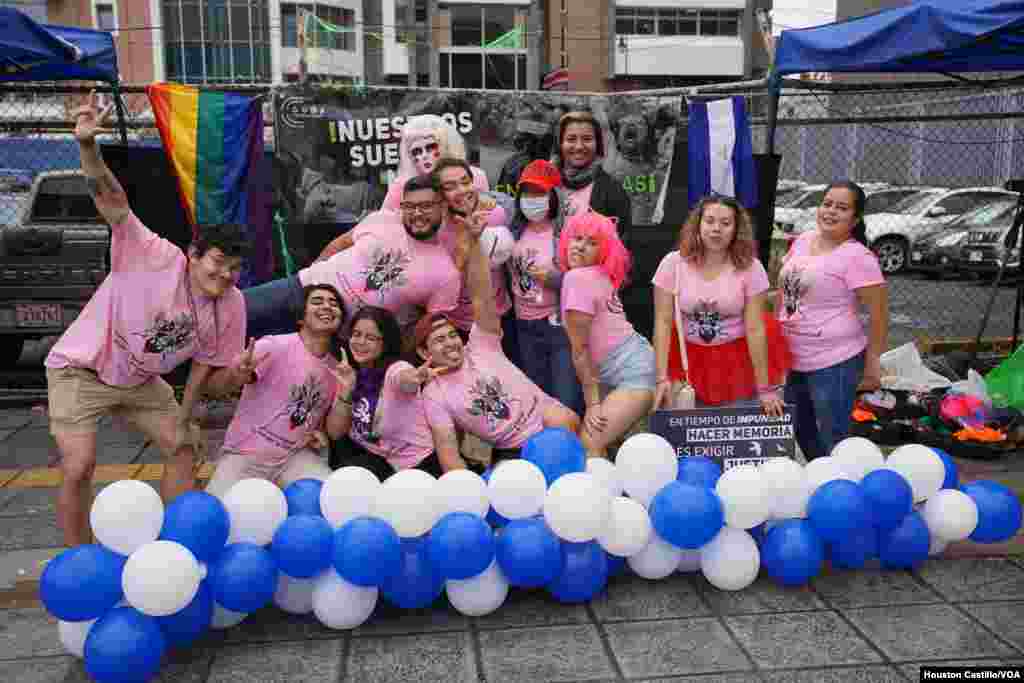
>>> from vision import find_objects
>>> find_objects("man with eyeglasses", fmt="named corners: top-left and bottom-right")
top-left (242, 174), bottom-right (461, 339)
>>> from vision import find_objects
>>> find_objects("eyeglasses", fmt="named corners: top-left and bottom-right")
top-left (400, 200), bottom-right (440, 215)
top-left (410, 142), bottom-right (439, 158)
top-left (350, 330), bottom-right (383, 344)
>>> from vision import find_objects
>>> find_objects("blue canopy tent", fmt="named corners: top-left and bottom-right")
top-left (0, 7), bottom-right (126, 140)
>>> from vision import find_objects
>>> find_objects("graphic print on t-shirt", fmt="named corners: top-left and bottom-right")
top-left (688, 300), bottom-right (723, 343)
top-left (468, 375), bottom-right (514, 428)
top-left (361, 246), bottom-right (411, 297)
top-left (138, 311), bottom-right (195, 357)
top-left (510, 250), bottom-right (538, 297)
top-left (351, 396), bottom-right (379, 443)
top-left (277, 374), bottom-right (327, 430)
top-left (781, 266), bottom-right (809, 318)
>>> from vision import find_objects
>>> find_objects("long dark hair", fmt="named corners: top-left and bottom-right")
top-left (344, 306), bottom-right (403, 370)
top-left (825, 180), bottom-right (868, 246)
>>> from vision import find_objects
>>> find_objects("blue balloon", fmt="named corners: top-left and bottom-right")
top-left (208, 543), bottom-right (278, 613)
top-left (606, 552), bottom-right (628, 578)
top-left (495, 517), bottom-right (563, 588)
top-left (481, 468), bottom-right (510, 528)
top-left (761, 519), bottom-right (825, 586)
top-left (861, 469), bottom-right (914, 531)
top-left (548, 541), bottom-right (608, 603)
top-left (930, 448), bottom-right (959, 490)
top-left (521, 427), bottom-right (586, 486)
top-left (333, 517), bottom-right (402, 587)
top-left (156, 580), bottom-right (213, 648)
top-left (827, 526), bottom-right (879, 570)
top-left (271, 515), bottom-right (334, 579)
top-left (84, 607), bottom-right (166, 683)
top-left (159, 491), bottom-right (229, 564)
top-left (878, 511), bottom-right (930, 569)
top-left (807, 480), bottom-right (871, 543)
top-left (749, 522), bottom-right (768, 548)
top-left (428, 512), bottom-right (495, 580)
top-left (40, 544), bottom-right (125, 622)
top-left (961, 481), bottom-right (1023, 544)
top-left (677, 456), bottom-right (722, 488)
top-left (649, 481), bottom-right (724, 549)
top-left (380, 536), bottom-right (444, 609)
top-left (283, 478), bottom-right (325, 517)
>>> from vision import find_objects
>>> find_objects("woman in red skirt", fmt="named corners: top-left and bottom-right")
top-left (651, 195), bottom-right (789, 414)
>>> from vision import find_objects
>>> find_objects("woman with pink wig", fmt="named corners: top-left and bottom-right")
top-left (559, 210), bottom-right (656, 459)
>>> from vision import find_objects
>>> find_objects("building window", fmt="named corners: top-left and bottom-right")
top-left (395, 0), bottom-right (411, 45)
top-left (93, 1), bottom-right (117, 31)
top-left (439, 53), bottom-right (528, 90)
top-left (163, 0), bottom-right (272, 84)
top-left (280, 3), bottom-right (355, 51)
top-left (615, 7), bottom-right (741, 37)
top-left (445, 4), bottom-right (522, 48)
top-left (439, 4), bottom-right (527, 89)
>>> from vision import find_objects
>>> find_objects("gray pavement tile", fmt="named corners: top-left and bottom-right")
top-left (843, 604), bottom-right (1018, 662)
top-left (474, 588), bottom-right (590, 630)
top-left (762, 666), bottom-right (906, 683)
top-left (0, 429), bottom-right (15, 443)
top-left (1, 430), bottom-right (60, 468)
top-left (915, 559), bottom-right (1024, 602)
top-left (591, 573), bottom-right (711, 622)
top-left (899, 660), bottom-right (1008, 681)
top-left (206, 640), bottom-right (342, 683)
top-left (0, 483), bottom-right (113, 518)
top-left (345, 632), bottom-right (477, 683)
top-left (725, 611), bottom-right (883, 669)
top-left (603, 618), bottom-right (752, 678)
top-left (352, 601), bottom-right (469, 637)
top-left (0, 410), bottom-right (34, 430)
top-left (0, 608), bottom-right (64, 660)
top-left (632, 675), bottom-right (762, 683)
top-left (0, 514), bottom-right (63, 551)
top-left (151, 647), bottom-right (217, 683)
top-left (0, 657), bottom-right (89, 683)
top-left (477, 624), bottom-right (615, 683)
top-left (961, 602), bottom-right (1024, 653)
top-left (813, 569), bottom-right (943, 608)
top-left (696, 574), bottom-right (825, 615)
top-left (223, 607), bottom-right (346, 645)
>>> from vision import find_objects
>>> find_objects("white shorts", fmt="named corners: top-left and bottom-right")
top-left (204, 449), bottom-right (331, 499)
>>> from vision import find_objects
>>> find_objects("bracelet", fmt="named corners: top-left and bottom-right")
top-left (756, 383), bottom-right (780, 394)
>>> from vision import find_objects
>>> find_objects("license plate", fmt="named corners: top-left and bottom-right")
top-left (969, 251), bottom-right (983, 262)
top-left (911, 251), bottom-right (922, 261)
top-left (15, 303), bottom-right (62, 327)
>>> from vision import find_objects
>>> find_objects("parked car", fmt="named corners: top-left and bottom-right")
top-left (864, 187), bottom-right (1016, 274)
top-left (909, 198), bottom-right (1018, 276)
top-left (0, 169), bottom-right (33, 192)
top-left (774, 184), bottom-right (828, 234)
top-left (787, 185), bottom-right (928, 238)
top-left (956, 199), bottom-right (1022, 276)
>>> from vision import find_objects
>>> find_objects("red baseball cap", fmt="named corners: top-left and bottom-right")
top-left (517, 159), bottom-right (561, 193)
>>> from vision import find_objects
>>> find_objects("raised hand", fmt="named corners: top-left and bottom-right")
top-left (415, 358), bottom-right (453, 386)
top-left (72, 90), bottom-right (115, 143)
top-left (331, 347), bottom-right (357, 395)
top-left (233, 337), bottom-right (266, 385)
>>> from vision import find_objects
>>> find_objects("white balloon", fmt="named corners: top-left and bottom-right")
top-left (312, 569), bottom-right (378, 630)
top-left (446, 559), bottom-right (510, 617)
top-left (759, 458), bottom-right (810, 519)
top-left (627, 532), bottom-right (683, 580)
top-left (586, 458), bottom-right (623, 499)
top-left (58, 618), bottom-right (96, 658)
top-left (921, 489), bottom-right (979, 542)
top-left (929, 536), bottom-right (949, 557)
top-left (90, 480), bottom-right (164, 556)
top-left (830, 437), bottom-right (885, 482)
top-left (122, 541), bottom-right (202, 617)
top-left (615, 433), bottom-right (678, 507)
top-left (886, 444), bottom-right (946, 503)
top-left (436, 469), bottom-right (490, 518)
top-left (700, 527), bottom-right (760, 591)
top-left (487, 459), bottom-right (547, 519)
top-left (481, 225), bottom-right (516, 266)
top-left (543, 472), bottom-right (612, 543)
top-left (597, 496), bottom-right (652, 557)
top-left (804, 457), bottom-right (854, 494)
top-left (677, 549), bottom-right (702, 573)
top-left (274, 572), bottom-right (317, 615)
top-left (223, 478), bottom-right (288, 546)
top-left (210, 603), bottom-right (247, 629)
top-left (371, 469), bottom-right (441, 538)
top-left (320, 467), bottom-right (381, 529)
top-left (715, 465), bottom-right (770, 530)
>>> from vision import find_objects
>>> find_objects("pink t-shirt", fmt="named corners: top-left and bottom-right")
top-left (439, 202), bottom-right (513, 330)
top-left (221, 334), bottom-right (339, 466)
top-left (651, 252), bottom-right (770, 346)
top-left (45, 212), bottom-right (245, 387)
top-left (777, 232), bottom-right (885, 372)
top-left (422, 325), bottom-right (552, 449)
top-left (381, 166), bottom-right (489, 212)
top-left (565, 182), bottom-right (595, 219)
top-left (560, 266), bottom-right (635, 366)
top-left (299, 215), bottom-right (460, 327)
top-left (349, 361), bottom-right (435, 470)
top-left (509, 221), bottom-right (559, 321)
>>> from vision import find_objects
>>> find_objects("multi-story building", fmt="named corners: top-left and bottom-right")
top-left (41, 0), bottom-right (772, 91)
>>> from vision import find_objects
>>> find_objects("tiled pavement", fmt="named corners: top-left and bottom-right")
top-left (1, 407), bottom-right (1024, 682)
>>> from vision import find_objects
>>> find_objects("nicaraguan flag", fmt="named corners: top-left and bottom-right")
top-left (688, 96), bottom-right (758, 210)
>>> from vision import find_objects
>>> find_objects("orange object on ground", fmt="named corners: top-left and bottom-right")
top-left (852, 408), bottom-right (877, 422)
top-left (953, 426), bottom-right (1007, 442)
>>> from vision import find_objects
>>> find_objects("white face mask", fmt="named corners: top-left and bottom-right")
top-left (520, 196), bottom-right (549, 222)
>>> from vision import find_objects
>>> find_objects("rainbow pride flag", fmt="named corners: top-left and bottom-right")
top-left (147, 83), bottom-right (264, 229)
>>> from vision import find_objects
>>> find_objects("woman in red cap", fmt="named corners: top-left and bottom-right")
top-left (506, 159), bottom-right (585, 416)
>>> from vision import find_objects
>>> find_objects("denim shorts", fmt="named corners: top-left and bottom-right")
top-left (598, 333), bottom-right (657, 392)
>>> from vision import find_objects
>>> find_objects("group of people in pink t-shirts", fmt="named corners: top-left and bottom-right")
top-left (44, 96), bottom-right (888, 550)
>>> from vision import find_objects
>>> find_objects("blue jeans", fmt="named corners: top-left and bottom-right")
top-left (243, 275), bottom-right (305, 339)
top-left (785, 351), bottom-right (865, 462)
top-left (516, 317), bottom-right (584, 416)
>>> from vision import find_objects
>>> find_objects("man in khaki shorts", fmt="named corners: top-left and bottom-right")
top-left (45, 93), bottom-right (248, 547)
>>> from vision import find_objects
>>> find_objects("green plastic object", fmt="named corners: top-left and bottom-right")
top-left (985, 344), bottom-right (1024, 409)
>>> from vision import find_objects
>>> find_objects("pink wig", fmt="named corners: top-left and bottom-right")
top-left (558, 210), bottom-right (632, 290)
